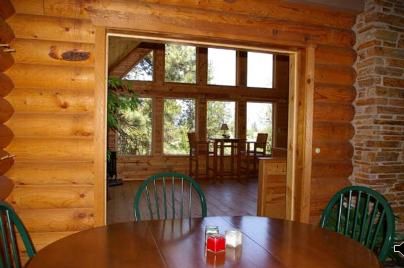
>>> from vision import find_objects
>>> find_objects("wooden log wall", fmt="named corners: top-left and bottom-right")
top-left (86, 0), bottom-right (357, 223)
top-left (0, 1), bottom-right (15, 201)
top-left (1, 0), bottom-right (357, 253)
top-left (4, 0), bottom-right (97, 253)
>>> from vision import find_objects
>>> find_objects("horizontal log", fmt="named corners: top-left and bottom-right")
top-left (0, 73), bottom-right (14, 96)
top-left (6, 63), bottom-right (95, 91)
top-left (311, 160), bottom-right (353, 178)
top-left (315, 64), bottom-right (356, 86)
top-left (0, 124), bottom-right (13, 148)
top-left (88, 2), bottom-right (354, 48)
top-left (314, 84), bottom-right (356, 103)
top-left (0, 17), bottom-right (14, 43)
top-left (6, 113), bottom-right (94, 138)
top-left (6, 137), bottom-right (94, 161)
top-left (6, 161), bottom-right (94, 185)
top-left (0, 0), bottom-right (15, 20)
top-left (122, 82), bottom-right (289, 101)
top-left (135, 0), bottom-right (356, 29)
top-left (312, 142), bottom-right (353, 161)
top-left (12, 38), bottom-right (95, 66)
top-left (315, 45), bottom-right (356, 66)
top-left (6, 87), bottom-right (94, 113)
top-left (0, 176), bottom-right (14, 200)
top-left (0, 149), bottom-right (14, 174)
top-left (0, 49), bottom-right (14, 71)
top-left (313, 122), bottom-right (354, 142)
top-left (8, 185), bottom-right (94, 209)
top-left (8, 14), bottom-right (95, 43)
top-left (0, 97), bottom-right (14, 123)
top-left (15, 207), bottom-right (95, 232)
top-left (313, 102), bottom-right (354, 122)
top-left (11, 0), bottom-right (90, 19)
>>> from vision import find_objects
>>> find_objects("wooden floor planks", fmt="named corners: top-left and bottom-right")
top-left (107, 179), bottom-right (258, 224)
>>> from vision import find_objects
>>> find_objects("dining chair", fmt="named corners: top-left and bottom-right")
top-left (320, 186), bottom-right (395, 262)
top-left (187, 132), bottom-right (213, 180)
top-left (242, 133), bottom-right (268, 175)
top-left (0, 201), bottom-right (36, 268)
top-left (133, 172), bottom-right (207, 221)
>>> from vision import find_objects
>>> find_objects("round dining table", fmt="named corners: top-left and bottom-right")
top-left (26, 216), bottom-right (381, 268)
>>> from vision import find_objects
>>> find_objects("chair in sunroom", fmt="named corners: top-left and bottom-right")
top-left (0, 201), bottom-right (36, 268)
top-left (320, 186), bottom-right (395, 262)
top-left (133, 172), bottom-right (207, 221)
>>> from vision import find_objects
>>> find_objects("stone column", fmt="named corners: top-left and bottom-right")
top-left (352, 0), bottom-right (404, 231)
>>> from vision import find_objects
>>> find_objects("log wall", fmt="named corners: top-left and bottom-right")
top-left (0, 1), bottom-right (15, 201)
top-left (5, 0), bottom-right (96, 253)
top-left (3, 0), bottom-right (357, 253)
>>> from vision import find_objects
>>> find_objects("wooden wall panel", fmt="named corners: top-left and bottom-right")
top-left (4, 5), bottom-right (98, 255)
top-left (0, 3), bottom-right (15, 202)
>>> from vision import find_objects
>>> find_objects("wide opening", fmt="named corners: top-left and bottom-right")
top-left (105, 33), bottom-right (297, 224)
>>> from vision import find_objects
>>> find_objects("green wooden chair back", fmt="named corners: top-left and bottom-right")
top-left (320, 186), bottom-right (395, 262)
top-left (133, 172), bottom-right (207, 221)
top-left (0, 201), bottom-right (36, 268)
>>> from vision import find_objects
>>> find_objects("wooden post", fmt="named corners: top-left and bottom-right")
top-left (236, 51), bottom-right (247, 87)
top-left (236, 100), bottom-right (246, 139)
top-left (154, 44), bottom-right (165, 85)
top-left (197, 47), bottom-right (207, 85)
top-left (94, 26), bottom-right (107, 226)
top-left (152, 97), bottom-right (164, 155)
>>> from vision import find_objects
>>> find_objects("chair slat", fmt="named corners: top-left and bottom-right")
top-left (365, 200), bottom-right (379, 247)
top-left (344, 191), bottom-right (352, 235)
top-left (180, 178), bottom-right (184, 218)
top-left (0, 213), bottom-right (12, 268)
top-left (336, 194), bottom-right (343, 232)
top-left (163, 177), bottom-right (167, 219)
top-left (153, 180), bottom-right (160, 219)
top-left (6, 211), bottom-right (21, 268)
top-left (351, 191), bottom-right (362, 239)
top-left (370, 210), bottom-right (385, 250)
top-left (171, 176), bottom-right (175, 218)
top-left (359, 194), bottom-right (371, 244)
top-left (145, 186), bottom-right (153, 220)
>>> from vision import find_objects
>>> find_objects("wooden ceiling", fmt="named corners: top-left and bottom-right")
top-left (285, 0), bottom-right (364, 12)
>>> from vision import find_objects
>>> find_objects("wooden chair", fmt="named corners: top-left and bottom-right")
top-left (320, 186), bottom-right (395, 262)
top-left (187, 132), bottom-right (213, 180)
top-left (0, 201), bottom-right (36, 268)
top-left (244, 133), bottom-right (268, 174)
top-left (133, 172), bottom-right (207, 221)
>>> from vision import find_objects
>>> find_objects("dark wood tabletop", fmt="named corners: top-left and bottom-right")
top-left (26, 216), bottom-right (381, 268)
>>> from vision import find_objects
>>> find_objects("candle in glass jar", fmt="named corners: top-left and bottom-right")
top-left (225, 229), bottom-right (242, 248)
top-left (206, 234), bottom-right (226, 253)
top-left (205, 225), bottom-right (219, 242)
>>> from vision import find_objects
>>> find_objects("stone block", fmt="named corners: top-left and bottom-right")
top-left (384, 77), bottom-right (404, 88)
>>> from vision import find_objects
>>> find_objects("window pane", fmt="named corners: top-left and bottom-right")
top-left (207, 101), bottom-right (236, 139)
top-left (164, 99), bottom-right (195, 155)
top-left (247, 52), bottom-right (273, 88)
top-left (165, 44), bottom-right (196, 83)
top-left (118, 98), bottom-right (152, 155)
top-left (247, 102), bottom-right (272, 153)
top-left (208, 48), bottom-right (236, 86)
top-left (123, 51), bottom-right (153, 81)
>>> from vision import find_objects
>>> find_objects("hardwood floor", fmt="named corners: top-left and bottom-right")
top-left (107, 179), bottom-right (258, 224)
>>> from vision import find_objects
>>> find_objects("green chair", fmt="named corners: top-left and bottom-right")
top-left (0, 201), bottom-right (36, 268)
top-left (133, 172), bottom-right (207, 221)
top-left (320, 186), bottom-right (395, 262)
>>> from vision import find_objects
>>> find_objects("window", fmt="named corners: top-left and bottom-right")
top-left (208, 48), bottom-right (236, 86)
top-left (165, 44), bottom-right (196, 83)
top-left (246, 102), bottom-right (272, 152)
top-left (123, 51), bottom-right (153, 81)
top-left (207, 101), bottom-right (236, 139)
top-left (118, 98), bottom-right (152, 155)
top-left (247, 52), bottom-right (274, 88)
top-left (164, 99), bottom-right (196, 154)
